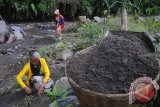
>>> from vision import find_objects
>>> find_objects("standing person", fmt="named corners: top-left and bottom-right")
top-left (16, 49), bottom-right (54, 96)
top-left (54, 9), bottom-right (65, 40)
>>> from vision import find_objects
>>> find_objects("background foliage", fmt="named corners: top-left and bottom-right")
top-left (0, 0), bottom-right (159, 22)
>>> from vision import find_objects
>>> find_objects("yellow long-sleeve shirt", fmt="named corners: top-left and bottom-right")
top-left (16, 58), bottom-right (50, 88)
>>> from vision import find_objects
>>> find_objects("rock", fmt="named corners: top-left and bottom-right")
top-left (50, 63), bottom-right (66, 81)
top-left (0, 75), bottom-right (17, 96)
top-left (94, 16), bottom-right (105, 23)
top-left (10, 25), bottom-right (27, 37)
top-left (138, 16), bottom-right (145, 21)
top-left (10, 26), bottom-right (22, 32)
top-left (24, 25), bottom-right (33, 29)
top-left (35, 23), bottom-right (55, 30)
top-left (0, 79), bottom-right (3, 84)
top-left (47, 58), bottom-right (55, 65)
top-left (1, 48), bottom-right (7, 55)
top-left (0, 20), bottom-right (8, 43)
top-left (68, 33), bottom-right (72, 36)
top-left (15, 45), bottom-right (19, 49)
top-left (13, 31), bottom-right (24, 40)
top-left (19, 54), bottom-right (23, 57)
top-left (53, 76), bottom-right (71, 96)
top-left (156, 33), bottom-right (160, 37)
top-left (149, 36), bottom-right (156, 43)
top-left (49, 102), bottom-right (54, 107)
top-left (7, 48), bottom-right (13, 52)
top-left (68, 45), bottom-right (73, 48)
top-left (153, 16), bottom-right (160, 22)
top-left (62, 48), bottom-right (73, 60)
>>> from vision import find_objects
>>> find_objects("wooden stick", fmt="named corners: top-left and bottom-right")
top-left (121, 8), bottom-right (128, 31)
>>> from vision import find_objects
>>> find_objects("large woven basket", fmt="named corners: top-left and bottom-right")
top-left (66, 31), bottom-right (155, 107)
top-left (68, 77), bottom-right (139, 107)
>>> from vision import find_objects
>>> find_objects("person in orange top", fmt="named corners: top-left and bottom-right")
top-left (16, 49), bottom-right (53, 95)
top-left (54, 9), bottom-right (65, 40)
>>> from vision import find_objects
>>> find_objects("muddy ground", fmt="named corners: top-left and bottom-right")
top-left (0, 25), bottom-right (54, 78)
top-left (0, 22), bottom-right (74, 107)
top-left (0, 90), bottom-right (52, 107)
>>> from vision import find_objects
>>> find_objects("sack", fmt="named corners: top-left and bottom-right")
top-left (53, 76), bottom-right (71, 96)
top-left (31, 76), bottom-right (43, 90)
top-left (31, 76), bottom-right (54, 91)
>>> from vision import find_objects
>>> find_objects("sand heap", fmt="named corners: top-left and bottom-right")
top-left (66, 31), bottom-right (159, 94)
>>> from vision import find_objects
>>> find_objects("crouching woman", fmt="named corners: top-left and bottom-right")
top-left (16, 50), bottom-right (53, 96)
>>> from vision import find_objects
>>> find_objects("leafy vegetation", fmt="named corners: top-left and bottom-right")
top-left (0, 0), bottom-right (159, 22)
top-left (0, 0), bottom-right (57, 22)
top-left (23, 95), bottom-right (35, 107)
top-left (78, 22), bottom-right (103, 46)
top-left (47, 85), bottom-right (72, 107)
top-left (126, 0), bottom-right (160, 15)
top-left (39, 41), bottom-right (67, 59)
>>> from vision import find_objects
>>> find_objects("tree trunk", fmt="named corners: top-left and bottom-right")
top-left (121, 8), bottom-right (128, 31)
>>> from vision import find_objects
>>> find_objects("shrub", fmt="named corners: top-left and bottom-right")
top-left (78, 22), bottom-right (103, 46)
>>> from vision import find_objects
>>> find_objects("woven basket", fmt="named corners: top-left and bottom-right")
top-left (66, 31), bottom-right (155, 107)
top-left (68, 77), bottom-right (139, 107)
top-left (67, 47), bottom-right (139, 107)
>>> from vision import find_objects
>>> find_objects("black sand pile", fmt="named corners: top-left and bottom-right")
top-left (66, 31), bottom-right (159, 94)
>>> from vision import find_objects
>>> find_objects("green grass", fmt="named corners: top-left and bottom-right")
top-left (105, 15), bottom-right (160, 34)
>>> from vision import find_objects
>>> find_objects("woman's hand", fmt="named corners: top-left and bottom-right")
top-left (38, 83), bottom-right (45, 96)
top-left (24, 86), bottom-right (32, 94)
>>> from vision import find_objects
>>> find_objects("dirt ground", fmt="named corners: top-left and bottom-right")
top-left (0, 22), bottom-right (69, 107)
top-left (0, 90), bottom-right (51, 107)
top-left (0, 27), bottom-right (55, 77)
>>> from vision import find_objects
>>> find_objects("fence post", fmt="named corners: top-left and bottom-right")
top-left (121, 8), bottom-right (128, 31)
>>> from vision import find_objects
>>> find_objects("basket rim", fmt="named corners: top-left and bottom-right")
top-left (68, 77), bottom-right (129, 97)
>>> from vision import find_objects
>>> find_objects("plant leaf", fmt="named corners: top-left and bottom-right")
top-left (31, 3), bottom-right (37, 16)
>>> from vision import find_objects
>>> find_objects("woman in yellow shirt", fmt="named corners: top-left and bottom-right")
top-left (16, 50), bottom-right (52, 95)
